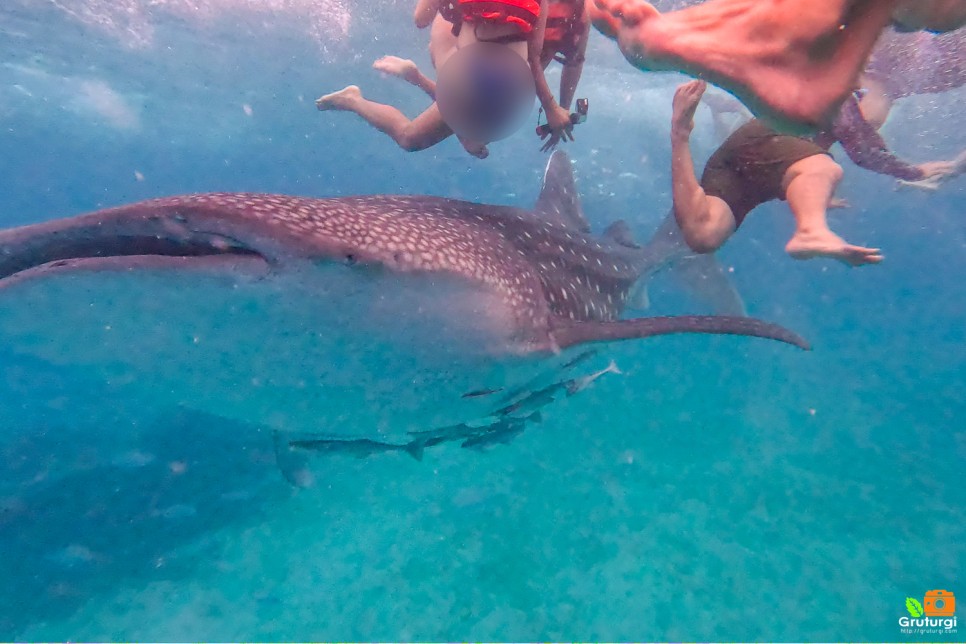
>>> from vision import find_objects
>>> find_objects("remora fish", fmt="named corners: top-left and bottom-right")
top-left (0, 151), bottom-right (808, 354)
top-left (287, 435), bottom-right (426, 461)
top-left (565, 360), bottom-right (622, 395)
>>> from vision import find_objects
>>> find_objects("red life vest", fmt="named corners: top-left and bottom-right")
top-left (458, 0), bottom-right (541, 34)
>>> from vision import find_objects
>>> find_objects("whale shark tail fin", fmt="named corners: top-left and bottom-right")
top-left (631, 211), bottom-right (745, 316)
top-left (551, 315), bottom-right (809, 351)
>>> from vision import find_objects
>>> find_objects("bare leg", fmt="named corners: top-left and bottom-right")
top-left (314, 14), bottom-right (486, 159)
top-left (782, 155), bottom-right (883, 266)
top-left (315, 86), bottom-right (490, 156)
top-left (366, 58), bottom-right (488, 158)
top-left (373, 56), bottom-right (437, 98)
top-left (591, 0), bottom-right (900, 131)
top-left (856, 76), bottom-right (893, 130)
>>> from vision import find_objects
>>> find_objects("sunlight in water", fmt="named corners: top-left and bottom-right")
top-left (47, 0), bottom-right (351, 49)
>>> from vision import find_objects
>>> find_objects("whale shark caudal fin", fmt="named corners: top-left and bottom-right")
top-left (629, 211), bottom-right (745, 316)
top-left (550, 315), bottom-right (810, 351)
top-left (667, 253), bottom-right (747, 316)
top-left (533, 150), bottom-right (591, 232)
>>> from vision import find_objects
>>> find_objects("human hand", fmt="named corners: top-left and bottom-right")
top-left (671, 79), bottom-right (706, 140)
top-left (539, 104), bottom-right (575, 152)
top-left (898, 160), bottom-right (960, 191)
top-left (917, 160), bottom-right (957, 180)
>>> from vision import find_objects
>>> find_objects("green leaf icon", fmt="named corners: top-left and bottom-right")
top-left (906, 597), bottom-right (924, 617)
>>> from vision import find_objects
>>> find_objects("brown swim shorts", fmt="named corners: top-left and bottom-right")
top-left (700, 119), bottom-right (829, 228)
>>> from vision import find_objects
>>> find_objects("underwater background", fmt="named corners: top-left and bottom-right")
top-left (0, 0), bottom-right (963, 640)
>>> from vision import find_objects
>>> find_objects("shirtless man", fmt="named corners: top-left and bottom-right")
top-left (316, 0), bottom-right (590, 157)
top-left (590, 0), bottom-right (966, 132)
top-left (670, 79), bottom-right (884, 266)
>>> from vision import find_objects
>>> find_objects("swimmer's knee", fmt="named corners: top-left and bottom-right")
top-left (681, 230), bottom-right (724, 254)
top-left (687, 240), bottom-right (721, 255)
top-left (399, 137), bottom-right (424, 152)
top-left (810, 157), bottom-right (844, 183)
top-left (397, 132), bottom-right (431, 152)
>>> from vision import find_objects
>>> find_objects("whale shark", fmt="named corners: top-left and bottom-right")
top-left (0, 152), bottom-right (805, 353)
top-left (0, 152), bottom-right (806, 440)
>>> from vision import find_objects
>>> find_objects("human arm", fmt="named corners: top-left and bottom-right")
top-left (415, 0), bottom-right (444, 28)
top-left (670, 81), bottom-right (735, 254)
top-left (529, 0), bottom-right (574, 148)
top-left (556, 4), bottom-right (590, 111)
top-left (832, 96), bottom-right (925, 181)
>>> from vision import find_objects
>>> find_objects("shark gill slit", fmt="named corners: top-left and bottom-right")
top-left (0, 230), bottom-right (265, 281)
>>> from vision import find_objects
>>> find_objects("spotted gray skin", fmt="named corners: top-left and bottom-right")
top-left (0, 152), bottom-right (809, 352)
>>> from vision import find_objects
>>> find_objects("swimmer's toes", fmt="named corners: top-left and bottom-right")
top-left (315, 85), bottom-right (362, 111)
top-left (589, 2), bottom-right (622, 36)
top-left (593, 0), bottom-right (657, 26)
top-left (843, 246), bottom-right (883, 267)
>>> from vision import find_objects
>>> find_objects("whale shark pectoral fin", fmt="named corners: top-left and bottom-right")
top-left (272, 430), bottom-right (315, 488)
top-left (601, 220), bottom-right (641, 248)
top-left (533, 150), bottom-right (591, 232)
top-left (549, 315), bottom-right (810, 351)
top-left (0, 254), bottom-right (272, 292)
top-left (668, 253), bottom-right (747, 316)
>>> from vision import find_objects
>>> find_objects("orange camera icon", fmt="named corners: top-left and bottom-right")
top-left (924, 590), bottom-right (956, 617)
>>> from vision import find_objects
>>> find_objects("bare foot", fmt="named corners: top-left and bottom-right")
top-left (671, 79), bottom-right (706, 139)
top-left (458, 136), bottom-right (489, 159)
top-left (786, 231), bottom-right (883, 267)
top-left (593, 0), bottom-right (897, 130)
top-left (590, 0), bottom-right (658, 40)
top-left (315, 85), bottom-right (362, 111)
top-left (593, 0), bottom-right (659, 30)
top-left (373, 56), bottom-right (420, 83)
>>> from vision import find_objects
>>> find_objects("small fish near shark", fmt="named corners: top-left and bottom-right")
top-left (278, 355), bottom-right (620, 472)
top-left (0, 151), bottom-right (808, 355)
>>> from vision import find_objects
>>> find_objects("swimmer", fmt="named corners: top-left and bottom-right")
top-left (857, 28), bottom-right (966, 188)
top-left (316, 0), bottom-right (590, 157)
top-left (704, 87), bottom-right (962, 186)
top-left (669, 80), bottom-right (884, 266)
top-left (590, 0), bottom-right (966, 132)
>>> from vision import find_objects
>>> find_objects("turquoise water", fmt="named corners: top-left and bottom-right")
top-left (0, 1), bottom-right (963, 640)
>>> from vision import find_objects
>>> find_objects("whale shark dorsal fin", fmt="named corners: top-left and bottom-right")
top-left (533, 150), bottom-right (591, 232)
top-left (601, 220), bottom-right (641, 249)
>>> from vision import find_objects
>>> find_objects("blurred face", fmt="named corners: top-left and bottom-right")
top-left (436, 42), bottom-right (536, 143)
